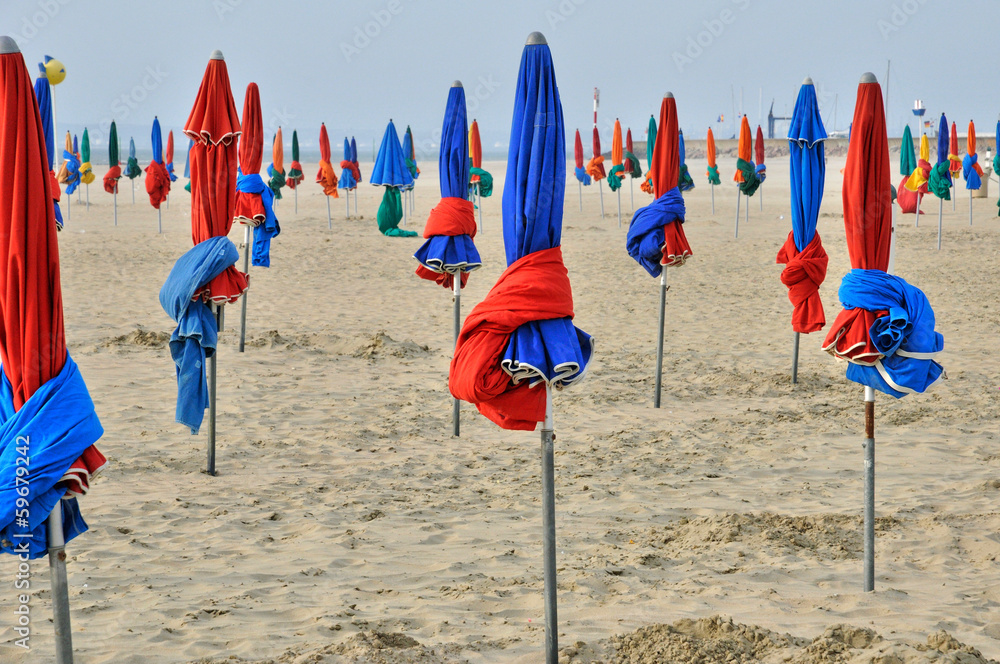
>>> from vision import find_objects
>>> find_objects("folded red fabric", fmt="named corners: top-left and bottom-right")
top-left (103, 165), bottom-right (121, 194)
top-left (776, 230), bottom-right (828, 334)
top-left (449, 246), bottom-right (573, 431)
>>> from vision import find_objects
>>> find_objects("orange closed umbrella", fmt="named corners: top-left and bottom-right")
top-left (706, 127), bottom-right (720, 213)
top-left (964, 120), bottom-right (985, 224)
top-left (609, 119), bottom-right (624, 226)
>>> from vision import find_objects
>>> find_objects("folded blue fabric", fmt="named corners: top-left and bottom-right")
top-left (962, 153), bottom-right (982, 190)
top-left (838, 269), bottom-right (944, 398)
top-left (236, 172), bottom-right (281, 268)
top-left (160, 236), bottom-right (239, 433)
top-left (626, 188), bottom-right (685, 277)
top-left (0, 355), bottom-right (103, 558)
top-left (574, 166), bottom-right (591, 186)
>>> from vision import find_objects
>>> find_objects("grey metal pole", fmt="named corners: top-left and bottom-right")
top-left (915, 194), bottom-right (920, 227)
top-left (157, 208), bottom-right (162, 234)
top-left (477, 188), bottom-right (483, 232)
top-left (354, 188), bottom-right (358, 217)
top-left (745, 191), bottom-right (750, 226)
top-left (294, 186), bottom-right (298, 215)
top-left (327, 196), bottom-right (332, 230)
top-left (616, 188), bottom-right (622, 228)
top-left (969, 188), bottom-right (973, 226)
top-left (47, 508), bottom-right (74, 664)
top-left (452, 275), bottom-right (461, 437)
top-left (85, 184), bottom-right (89, 210)
top-left (345, 189), bottom-right (350, 218)
top-left (207, 303), bottom-right (220, 476)
top-left (630, 176), bottom-right (634, 212)
top-left (598, 180), bottom-right (604, 217)
top-left (238, 224), bottom-right (250, 353)
top-left (952, 179), bottom-right (956, 211)
top-left (131, 180), bottom-right (134, 205)
top-left (863, 385), bottom-right (875, 592)
top-left (759, 186), bottom-right (762, 211)
top-left (113, 192), bottom-right (117, 226)
top-left (540, 383), bottom-right (557, 663)
top-left (791, 332), bottom-right (800, 384)
top-left (937, 198), bottom-right (942, 250)
top-left (711, 183), bottom-right (715, 215)
top-left (654, 270), bottom-right (667, 408)
top-left (578, 181), bottom-right (582, 212)
top-left (734, 191), bottom-right (741, 238)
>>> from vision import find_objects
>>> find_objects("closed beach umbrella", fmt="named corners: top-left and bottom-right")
top-left (33, 65), bottom-right (63, 229)
top-left (413, 81), bottom-right (482, 436)
top-left (733, 116), bottom-right (759, 235)
top-left (79, 128), bottom-right (94, 210)
top-left (677, 129), bottom-right (694, 192)
top-left (402, 125), bottom-right (418, 215)
top-left (234, 82), bottom-right (280, 352)
top-left (608, 119), bottom-right (624, 225)
top-left (623, 127), bottom-right (641, 211)
top-left (706, 126), bottom-right (720, 213)
top-left (948, 122), bottom-right (962, 179)
top-left (822, 73), bottom-right (944, 592)
top-left (145, 117), bottom-right (171, 233)
top-left (449, 34), bottom-right (593, 661)
top-left (56, 131), bottom-right (80, 200)
top-left (123, 137), bottom-right (141, 205)
top-left (350, 136), bottom-right (361, 217)
top-left (468, 119), bottom-right (491, 230)
top-left (104, 120), bottom-right (121, 226)
top-left (370, 119), bottom-right (416, 237)
top-left (165, 130), bottom-right (177, 182)
top-left (586, 124), bottom-right (606, 216)
top-left (174, 49), bottom-right (246, 475)
top-left (754, 124), bottom-right (766, 210)
top-left (904, 131), bottom-right (931, 225)
top-left (316, 123), bottom-right (339, 227)
top-left (777, 77), bottom-right (829, 382)
top-left (573, 129), bottom-right (590, 212)
top-left (287, 129), bottom-right (304, 213)
top-left (267, 127), bottom-right (285, 199)
top-left (927, 113), bottom-right (953, 249)
top-left (963, 120), bottom-right (984, 226)
top-left (338, 136), bottom-right (359, 218)
top-left (625, 92), bottom-right (692, 408)
top-left (641, 114), bottom-right (656, 195)
top-left (900, 125), bottom-right (916, 177)
top-left (0, 36), bottom-right (106, 661)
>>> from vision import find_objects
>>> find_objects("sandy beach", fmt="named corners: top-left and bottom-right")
top-left (2, 154), bottom-right (1000, 663)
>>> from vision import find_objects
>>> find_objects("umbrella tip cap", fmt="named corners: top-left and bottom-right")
top-left (664, 91), bottom-right (674, 98)
top-left (0, 36), bottom-right (19, 54)
top-left (452, 80), bottom-right (463, 88)
top-left (526, 31), bottom-right (547, 45)
top-left (802, 76), bottom-right (814, 85)
top-left (859, 72), bottom-right (877, 84)
top-left (210, 49), bottom-right (224, 61)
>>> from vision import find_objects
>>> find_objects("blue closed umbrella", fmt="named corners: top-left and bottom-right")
top-left (930, 113), bottom-right (952, 247)
top-left (371, 120), bottom-right (416, 236)
top-left (32, 64), bottom-right (62, 229)
top-left (413, 82), bottom-right (483, 436)
top-left (339, 137), bottom-right (357, 190)
top-left (781, 77), bottom-right (829, 381)
top-left (677, 129), bottom-right (694, 192)
top-left (151, 117), bottom-right (163, 164)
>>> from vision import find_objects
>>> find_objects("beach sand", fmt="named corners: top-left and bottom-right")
top-left (3, 155), bottom-right (999, 663)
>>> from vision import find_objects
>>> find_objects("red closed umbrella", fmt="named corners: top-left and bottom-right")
top-left (652, 94), bottom-right (692, 266)
top-left (316, 123), bottom-right (338, 228)
top-left (184, 50), bottom-right (247, 305)
top-left (234, 82), bottom-right (265, 224)
top-left (0, 35), bottom-right (105, 659)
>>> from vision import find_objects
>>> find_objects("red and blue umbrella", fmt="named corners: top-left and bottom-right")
top-left (777, 77), bottom-right (829, 381)
top-left (145, 117), bottom-right (171, 224)
top-left (165, 130), bottom-right (177, 182)
top-left (822, 73), bottom-right (944, 591)
top-left (677, 128), bottom-right (694, 192)
top-left (339, 136), bottom-right (359, 191)
top-left (413, 81), bottom-right (482, 435)
top-left (625, 92), bottom-right (692, 407)
top-left (449, 33), bottom-right (592, 661)
top-left (0, 38), bottom-right (105, 660)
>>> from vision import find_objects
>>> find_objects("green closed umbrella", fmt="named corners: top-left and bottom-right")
top-left (287, 129), bottom-right (304, 214)
top-left (106, 121), bottom-right (120, 225)
top-left (80, 128), bottom-right (94, 208)
top-left (900, 124), bottom-right (916, 178)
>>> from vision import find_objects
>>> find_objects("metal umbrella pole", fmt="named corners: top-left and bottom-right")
top-left (616, 187), bottom-right (622, 228)
top-left (937, 197), bottom-right (942, 250)
top-left (654, 269), bottom-right (668, 407)
top-left (238, 224), bottom-right (250, 353)
top-left (863, 385), bottom-right (875, 592)
top-left (47, 507), bottom-right (74, 664)
top-left (113, 191), bottom-right (117, 226)
top-left (66, 191), bottom-right (70, 222)
top-left (969, 188), bottom-right (973, 226)
top-left (354, 187), bottom-right (358, 217)
top-left (477, 188), bottom-right (483, 232)
top-left (598, 180), bottom-right (604, 217)
top-left (131, 180), bottom-right (134, 205)
top-left (745, 192), bottom-right (750, 226)
top-left (791, 332), bottom-right (800, 384)
top-left (345, 188), bottom-right (350, 218)
top-left (759, 186), bottom-right (763, 211)
top-left (206, 303), bottom-right (222, 476)
top-left (85, 183), bottom-right (89, 210)
top-left (711, 183), bottom-right (715, 215)
top-left (629, 176), bottom-right (634, 212)
top-left (577, 181), bottom-right (582, 212)
top-left (452, 274), bottom-right (461, 436)
top-left (540, 382), bottom-right (557, 663)
top-left (294, 186), bottom-right (298, 215)
top-left (326, 195), bottom-right (332, 230)
top-left (914, 194), bottom-right (920, 227)
top-left (734, 191), bottom-right (741, 238)
top-left (157, 207), bottom-right (162, 234)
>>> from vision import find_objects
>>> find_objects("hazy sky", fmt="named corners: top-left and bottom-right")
top-left (6, 0), bottom-right (997, 160)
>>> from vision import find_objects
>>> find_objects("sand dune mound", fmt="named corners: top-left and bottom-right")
top-left (100, 327), bottom-right (171, 349)
top-left (609, 617), bottom-right (998, 664)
